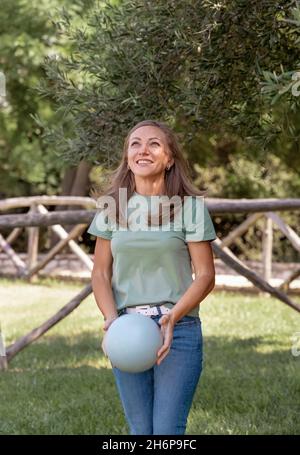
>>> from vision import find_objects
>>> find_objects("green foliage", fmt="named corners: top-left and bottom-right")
top-left (37, 0), bottom-right (299, 165)
top-left (0, 0), bottom-right (94, 196)
top-left (258, 3), bottom-right (300, 169)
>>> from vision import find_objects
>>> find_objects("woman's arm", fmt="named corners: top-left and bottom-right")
top-left (91, 237), bottom-right (118, 322)
top-left (169, 241), bottom-right (215, 324)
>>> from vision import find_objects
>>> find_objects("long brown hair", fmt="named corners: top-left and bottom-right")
top-left (91, 119), bottom-right (207, 227)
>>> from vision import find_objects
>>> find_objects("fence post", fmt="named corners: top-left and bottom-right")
top-left (262, 214), bottom-right (273, 287)
top-left (27, 203), bottom-right (39, 281)
top-left (0, 325), bottom-right (8, 371)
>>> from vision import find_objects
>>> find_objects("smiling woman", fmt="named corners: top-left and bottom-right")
top-left (88, 119), bottom-right (216, 435)
top-left (130, 137), bottom-right (164, 168)
top-left (127, 129), bottom-right (173, 182)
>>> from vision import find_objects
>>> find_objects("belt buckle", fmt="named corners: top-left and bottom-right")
top-left (149, 305), bottom-right (160, 316)
top-left (138, 305), bottom-right (158, 316)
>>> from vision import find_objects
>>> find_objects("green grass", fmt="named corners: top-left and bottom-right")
top-left (0, 277), bottom-right (300, 435)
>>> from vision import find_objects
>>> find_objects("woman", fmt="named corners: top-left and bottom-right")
top-left (87, 119), bottom-right (216, 435)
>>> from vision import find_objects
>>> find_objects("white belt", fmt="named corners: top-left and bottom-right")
top-left (125, 304), bottom-right (172, 316)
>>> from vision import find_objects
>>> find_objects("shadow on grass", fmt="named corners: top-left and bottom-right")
top-left (189, 336), bottom-right (300, 434)
top-left (1, 333), bottom-right (299, 435)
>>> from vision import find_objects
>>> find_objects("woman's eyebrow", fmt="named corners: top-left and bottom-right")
top-left (130, 137), bottom-right (161, 141)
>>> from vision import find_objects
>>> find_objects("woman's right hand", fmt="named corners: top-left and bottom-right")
top-left (101, 316), bottom-right (118, 356)
top-left (103, 316), bottom-right (118, 331)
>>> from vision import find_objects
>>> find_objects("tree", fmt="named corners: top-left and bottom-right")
top-left (0, 0), bottom-right (94, 197)
top-left (259, 2), bottom-right (300, 170)
top-left (36, 0), bottom-right (299, 168)
top-left (35, 0), bottom-right (300, 262)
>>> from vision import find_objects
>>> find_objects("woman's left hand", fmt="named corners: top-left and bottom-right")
top-left (156, 313), bottom-right (175, 366)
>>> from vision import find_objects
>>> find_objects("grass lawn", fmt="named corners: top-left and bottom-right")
top-left (0, 277), bottom-right (300, 435)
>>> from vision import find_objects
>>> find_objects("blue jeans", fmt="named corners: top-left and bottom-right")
top-left (111, 309), bottom-right (203, 435)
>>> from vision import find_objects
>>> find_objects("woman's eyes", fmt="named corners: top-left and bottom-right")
top-left (131, 142), bottom-right (160, 146)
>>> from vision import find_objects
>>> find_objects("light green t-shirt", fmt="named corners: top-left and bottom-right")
top-left (87, 192), bottom-right (216, 318)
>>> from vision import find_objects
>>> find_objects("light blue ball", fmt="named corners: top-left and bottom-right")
top-left (104, 313), bottom-right (164, 373)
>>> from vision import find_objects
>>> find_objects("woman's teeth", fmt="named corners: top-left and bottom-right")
top-left (136, 160), bottom-right (153, 165)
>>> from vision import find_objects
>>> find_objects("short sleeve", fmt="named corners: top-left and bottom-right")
top-left (87, 209), bottom-right (112, 240)
top-left (183, 196), bottom-right (217, 242)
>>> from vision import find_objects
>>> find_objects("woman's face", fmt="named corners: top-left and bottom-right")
top-left (127, 126), bottom-right (173, 177)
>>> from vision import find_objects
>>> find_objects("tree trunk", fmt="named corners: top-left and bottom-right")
top-left (50, 162), bottom-right (92, 248)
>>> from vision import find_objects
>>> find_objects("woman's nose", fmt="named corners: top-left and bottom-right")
top-left (139, 144), bottom-right (150, 154)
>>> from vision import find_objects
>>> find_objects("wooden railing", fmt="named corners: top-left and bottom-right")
top-left (0, 196), bottom-right (95, 280)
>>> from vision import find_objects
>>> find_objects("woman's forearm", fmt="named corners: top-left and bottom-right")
top-left (170, 273), bottom-right (215, 323)
top-left (91, 271), bottom-right (118, 320)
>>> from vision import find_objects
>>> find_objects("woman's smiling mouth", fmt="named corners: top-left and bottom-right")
top-left (136, 159), bottom-right (154, 166)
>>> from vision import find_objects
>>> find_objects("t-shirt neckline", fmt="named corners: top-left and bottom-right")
top-left (133, 191), bottom-right (165, 198)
